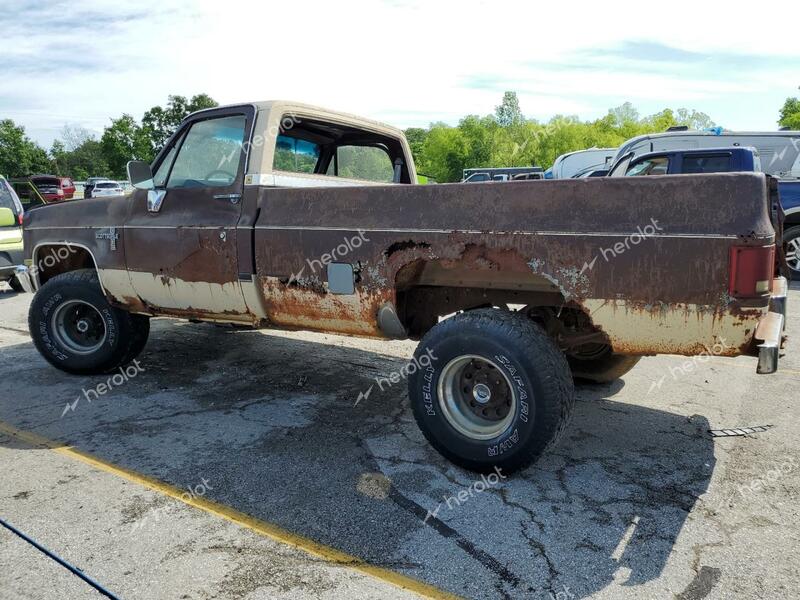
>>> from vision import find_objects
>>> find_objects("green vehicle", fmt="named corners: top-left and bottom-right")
top-left (0, 176), bottom-right (25, 292)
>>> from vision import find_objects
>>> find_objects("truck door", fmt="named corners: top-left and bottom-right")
top-left (124, 106), bottom-right (254, 319)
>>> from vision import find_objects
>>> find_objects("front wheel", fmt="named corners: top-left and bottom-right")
top-left (408, 309), bottom-right (575, 474)
top-left (28, 269), bottom-right (149, 375)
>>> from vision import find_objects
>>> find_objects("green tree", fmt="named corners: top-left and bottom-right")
top-left (421, 124), bottom-right (469, 183)
top-left (495, 91), bottom-right (523, 127)
top-left (779, 96), bottom-right (800, 129)
top-left (404, 127), bottom-right (428, 171)
top-left (51, 137), bottom-right (110, 180)
top-left (100, 114), bottom-right (151, 178)
top-left (675, 108), bottom-right (715, 130)
top-left (412, 92), bottom-right (719, 182)
top-left (0, 119), bottom-right (51, 177)
top-left (141, 94), bottom-right (219, 157)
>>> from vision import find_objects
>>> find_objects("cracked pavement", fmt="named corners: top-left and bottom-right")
top-left (0, 283), bottom-right (798, 599)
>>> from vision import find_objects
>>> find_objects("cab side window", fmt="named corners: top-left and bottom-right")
top-left (165, 115), bottom-right (246, 189)
top-left (326, 145), bottom-right (394, 183)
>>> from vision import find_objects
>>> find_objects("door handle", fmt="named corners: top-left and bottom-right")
top-left (213, 193), bottom-right (241, 204)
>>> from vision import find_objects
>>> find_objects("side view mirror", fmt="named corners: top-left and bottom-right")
top-left (127, 160), bottom-right (154, 190)
top-left (0, 207), bottom-right (15, 227)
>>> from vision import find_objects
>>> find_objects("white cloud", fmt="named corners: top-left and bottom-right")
top-left (2, 0), bottom-right (798, 147)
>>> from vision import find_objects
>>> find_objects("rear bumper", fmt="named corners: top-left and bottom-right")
top-left (755, 277), bottom-right (788, 374)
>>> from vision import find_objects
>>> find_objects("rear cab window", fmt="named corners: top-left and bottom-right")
top-left (272, 116), bottom-right (409, 184)
top-left (326, 145), bottom-right (394, 182)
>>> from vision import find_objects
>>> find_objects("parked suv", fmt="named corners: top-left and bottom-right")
top-left (0, 176), bottom-right (24, 291)
top-left (90, 181), bottom-right (124, 198)
top-left (29, 175), bottom-right (75, 202)
top-left (83, 176), bottom-right (110, 199)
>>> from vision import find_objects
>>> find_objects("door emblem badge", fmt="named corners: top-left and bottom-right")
top-left (96, 227), bottom-right (119, 251)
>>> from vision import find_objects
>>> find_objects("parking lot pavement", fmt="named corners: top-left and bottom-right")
top-left (1, 283), bottom-right (798, 600)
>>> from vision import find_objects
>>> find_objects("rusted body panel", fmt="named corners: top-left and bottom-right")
top-left (248, 173), bottom-right (774, 355)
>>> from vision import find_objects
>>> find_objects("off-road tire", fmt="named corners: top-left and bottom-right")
top-left (408, 308), bottom-right (575, 474)
top-left (28, 269), bottom-right (148, 375)
top-left (121, 314), bottom-right (151, 366)
top-left (568, 352), bottom-right (641, 383)
top-left (9, 277), bottom-right (24, 293)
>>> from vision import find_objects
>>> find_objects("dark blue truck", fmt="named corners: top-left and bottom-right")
top-left (609, 146), bottom-right (800, 279)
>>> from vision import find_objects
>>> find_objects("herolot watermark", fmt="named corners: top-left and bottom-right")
top-left (61, 359), bottom-right (145, 417)
top-left (424, 467), bottom-right (507, 523)
top-left (29, 244), bottom-right (80, 281)
top-left (581, 218), bottom-right (665, 274)
top-left (216, 112), bottom-right (302, 169)
top-left (647, 338), bottom-right (732, 395)
top-left (707, 456), bottom-right (798, 513)
top-left (354, 348), bottom-right (437, 406)
top-left (130, 478), bottom-right (214, 534)
top-left (289, 229), bottom-right (371, 285)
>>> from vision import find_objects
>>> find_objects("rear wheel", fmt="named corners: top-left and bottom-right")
top-left (784, 226), bottom-right (800, 281)
top-left (408, 309), bottom-right (575, 474)
top-left (28, 269), bottom-right (149, 375)
top-left (567, 344), bottom-right (641, 383)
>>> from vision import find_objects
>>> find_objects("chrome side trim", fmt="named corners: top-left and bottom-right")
top-left (252, 225), bottom-right (742, 239)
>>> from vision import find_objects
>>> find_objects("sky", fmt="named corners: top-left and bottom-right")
top-left (2, 0), bottom-right (798, 148)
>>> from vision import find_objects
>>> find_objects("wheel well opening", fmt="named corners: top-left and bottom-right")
top-left (34, 245), bottom-right (96, 286)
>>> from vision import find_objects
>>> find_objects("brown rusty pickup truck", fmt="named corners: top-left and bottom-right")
top-left (15, 101), bottom-right (788, 473)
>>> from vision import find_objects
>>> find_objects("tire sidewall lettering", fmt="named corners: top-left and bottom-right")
top-left (32, 281), bottom-right (120, 368)
top-left (414, 333), bottom-right (537, 463)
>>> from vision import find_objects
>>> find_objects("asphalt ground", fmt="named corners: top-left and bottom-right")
top-left (0, 283), bottom-right (798, 600)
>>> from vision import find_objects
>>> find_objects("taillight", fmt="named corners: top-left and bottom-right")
top-left (56, 188), bottom-right (64, 196)
top-left (729, 245), bottom-right (775, 298)
top-left (18, 213), bottom-right (23, 226)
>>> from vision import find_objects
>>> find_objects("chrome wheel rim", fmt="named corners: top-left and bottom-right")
top-left (786, 237), bottom-right (800, 273)
top-left (51, 300), bottom-right (107, 355)
top-left (437, 355), bottom-right (517, 440)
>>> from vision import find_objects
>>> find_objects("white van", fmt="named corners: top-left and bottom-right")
top-left (611, 130), bottom-right (800, 179)
top-left (549, 148), bottom-right (617, 179)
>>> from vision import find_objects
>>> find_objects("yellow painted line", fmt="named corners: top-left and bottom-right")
top-left (0, 421), bottom-right (460, 600)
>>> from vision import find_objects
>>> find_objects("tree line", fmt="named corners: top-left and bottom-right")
top-left (1, 91), bottom-right (799, 183)
top-left (0, 94), bottom-right (217, 181)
